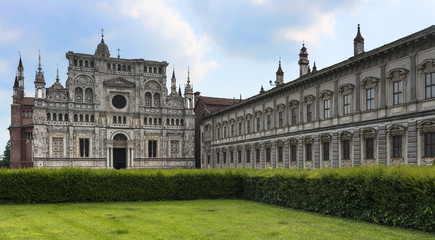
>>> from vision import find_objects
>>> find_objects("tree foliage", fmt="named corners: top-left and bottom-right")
top-left (1, 140), bottom-right (10, 168)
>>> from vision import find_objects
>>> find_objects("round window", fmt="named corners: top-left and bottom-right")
top-left (112, 95), bottom-right (127, 109)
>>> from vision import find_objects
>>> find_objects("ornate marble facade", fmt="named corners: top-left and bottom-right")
top-left (11, 33), bottom-right (195, 169)
top-left (200, 25), bottom-right (435, 169)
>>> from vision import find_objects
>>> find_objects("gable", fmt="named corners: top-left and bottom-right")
top-left (104, 77), bottom-right (135, 88)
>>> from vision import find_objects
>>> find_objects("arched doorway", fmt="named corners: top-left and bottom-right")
top-left (113, 133), bottom-right (127, 169)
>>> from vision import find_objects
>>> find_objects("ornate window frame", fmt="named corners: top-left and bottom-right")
top-left (339, 131), bottom-right (353, 167)
top-left (320, 90), bottom-right (333, 119)
top-left (361, 77), bottom-right (379, 111)
top-left (361, 128), bottom-right (378, 165)
top-left (277, 104), bottom-right (285, 128)
top-left (288, 99), bottom-right (299, 126)
top-left (417, 119), bottom-right (435, 165)
top-left (320, 133), bottom-right (331, 164)
top-left (304, 95), bottom-right (315, 122)
top-left (386, 124), bottom-right (406, 165)
top-left (417, 59), bottom-right (435, 100)
top-left (387, 68), bottom-right (409, 106)
top-left (339, 84), bottom-right (355, 115)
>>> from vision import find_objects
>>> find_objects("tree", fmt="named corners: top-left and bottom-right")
top-left (1, 140), bottom-right (10, 168)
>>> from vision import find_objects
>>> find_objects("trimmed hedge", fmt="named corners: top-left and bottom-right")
top-left (0, 166), bottom-right (433, 232)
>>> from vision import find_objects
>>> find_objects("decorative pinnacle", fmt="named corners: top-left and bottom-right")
top-left (101, 28), bottom-right (104, 38)
top-left (38, 50), bottom-right (42, 72)
top-left (187, 65), bottom-right (190, 84)
top-left (56, 63), bottom-right (59, 81)
top-left (117, 48), bottom-right (120, 58)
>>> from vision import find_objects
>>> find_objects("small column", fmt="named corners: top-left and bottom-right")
top-left (131, 148), bottom-right (135, 168)
top-left (298, 137), bottom-right (304, 168)
top-left (260, 143), bottom-right (265, 169)
top-left (380, 64), bottom-right (387, 108)
top-left (127, 147), bottom-right (130, 168)
top-left (410, 53), bottom-right (417, 102)
top-left (106, 147), bottom-right (110, 168)
top-left (355, 72), bottom-right (361, 112)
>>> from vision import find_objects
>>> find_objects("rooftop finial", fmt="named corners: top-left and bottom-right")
top-left (187, 65), bottom-right (190, 84)
top-left (101, 28), bottom-right (104, 39)
top-left (56, 63), bottom-right (59, 82)
top-left (38, 50), bottom-right (42, 72)
top-left (117, 48), bottom-right (120, 58)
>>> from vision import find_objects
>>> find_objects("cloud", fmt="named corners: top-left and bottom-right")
top-left (0, 22), bottom-right (22, 45)
top-left (101, 0), bottom-right (220, 84)
top-left (276, 11), bottom-right (337, 45)
top-left (0, 59), bottom-right (8, 74)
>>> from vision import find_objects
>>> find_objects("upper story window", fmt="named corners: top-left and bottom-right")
top-left (238, 122), bottom-right (242, 135)
top-left (393, 81), bottom-right (403, 105)
top-left (324, 99), bottom-right (330, 118)
top-left (343, 94), bottom-right (350, 115)
top-left (426, 72), bottom-right (435, 99)
top-left (256, 116), bottom-right (261, 132)
top-left (266, 114), bottom-right (271, 130)
top-left (361, 77), bottom-right (379, 111)
top-left (278, 111), bottom-right (283, 128)
top-left (306, 104), bottom-right (312, 122)
top-left (289, 100), bottom-right (299, 126)
top-left (366, 88), bottom-right (374, 110)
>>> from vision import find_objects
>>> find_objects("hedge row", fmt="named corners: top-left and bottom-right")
top-left (0, 166), bottom-right (433, 232)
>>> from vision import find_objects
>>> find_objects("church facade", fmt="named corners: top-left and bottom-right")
top-left (10, 34), bottom-right (195, 169)
top-left (199, 25), bottom-right (435, 169)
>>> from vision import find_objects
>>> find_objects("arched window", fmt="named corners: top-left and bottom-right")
top-left (58, 114), bottom-right (63, 121)
top-left (176, 119), bottom-right (179, 126)
top-left (74, 114), bottom-right (78, 122)
top-left (123, 116), bottom-right (127, 124)
top-left (171, 119), bottom-right (174, 125)
top-left (52, 113), bottom-right (57, 121)
top-left (90, 61), bottom-right (94, 68)
top-left (85, 61), bottom-right (89, 67)
top-left (79, 60), bottom-right (83, 67)
top-left (118, 116), bottom-right (122, 124)
top-left (107, 63), bottom-right (111, 69)
top-left (112, 64), bottom-right (116, 70)
top-left (85, 88), bottom-right (93, 103)
top-left (180, 119), bottom-right (184, 126)
top-left (113, 116), bottom-right (117, 124)
top-left (128, 65), bottom-right (131, 72)
top-left (149, 117), bottom-right (152, 125)
top-left (90, 115), bottom-right (94, 122)
top-left (117, 65), bottom-right (121, 71)
top-left (166, 119), bottom-right (170, 125)
top-left (80, 114), bottom-right (83, 122)
top-left (73, 59), bottom-right (77, 66)
top-left (145, 92), bottom-right (152, 107)
top-left (47, 113), bottom-right (51, 121)
top-left (65, 114), bottom-right (68, 121)
top-left (159, 118), bottom-right (162, 125)
top-left (153, 67), bottom-right (157, 73)
top-left (144, 66), bottom-right (148, 73)
top-left (153, 93), bottom-right (160, 107)
top-left (158, 67), bottom-right (162, 74)
top-left (75, 87), bottom-right (83, 103)
top-left (144, 118), bottom-right (148, 125)
top-left (85, 115), bottom-right (89, 122)
top-left (123, 65), bottom-right (126, 71)
top-left (154, 118), bottom-right (157, 125)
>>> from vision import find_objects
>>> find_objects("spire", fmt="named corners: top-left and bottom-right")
top-left (312, 62), bottom-right (317, 72)
top-left (184, 66), bottom-right (193, 94)
top-left (260, 85), bottom-right (265, 94)
top-left (276, 60), bottom-right (284, 75)
top-left (170, 68), bottom-right (177, 95)
top-left (13, 75), bottom-right (18, 88)
top-left (275, 59), bottom-right (284, 86)
top-left (38, 50), bottom-right (42, 72)
top-left (354, 24), bottom-right (364, 43)
top-left (178, 85), bottom-right (182, 96)
top-left (354, 24), bottom-right (365, 56)
top-left (17, 54), bottom-right (24, 90)
top-left (56, 64), bottom-right (60, 82)
top-left (18, 54), bottom-right (23, 68)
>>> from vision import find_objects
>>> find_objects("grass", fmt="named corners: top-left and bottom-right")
top-left (0, 200), bottom-right (433, 240)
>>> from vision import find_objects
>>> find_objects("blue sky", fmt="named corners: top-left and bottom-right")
top-left (0, 0), bottom-right (433, 151)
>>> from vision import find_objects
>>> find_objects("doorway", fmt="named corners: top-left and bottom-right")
top-left (113, 133), bottom-right (128, 169)
top-left (113, 148), bottom-right (126, 169)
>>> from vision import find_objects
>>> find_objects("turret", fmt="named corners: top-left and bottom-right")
top-left (298, 43), bottom-right (309, 77)
top-left (184, 67), bottom-right (194, 109)
top-left (34, 52), bottom-right (46, 99)
top-left (354, 24), bottom-right (364, 56)
top-left (275, 60), bottom-right (284, 86)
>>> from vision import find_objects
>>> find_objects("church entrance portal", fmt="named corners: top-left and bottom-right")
top-left (113, 148), bottom-right (126, 169)
top-left (113, 133), bottom-right (127, 169)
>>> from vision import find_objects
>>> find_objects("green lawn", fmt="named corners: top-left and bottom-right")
top-left (0, 200), bottom-right (433, 240)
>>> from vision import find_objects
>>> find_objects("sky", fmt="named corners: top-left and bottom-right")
top-left (0, 0), bottom-right (433, 152)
